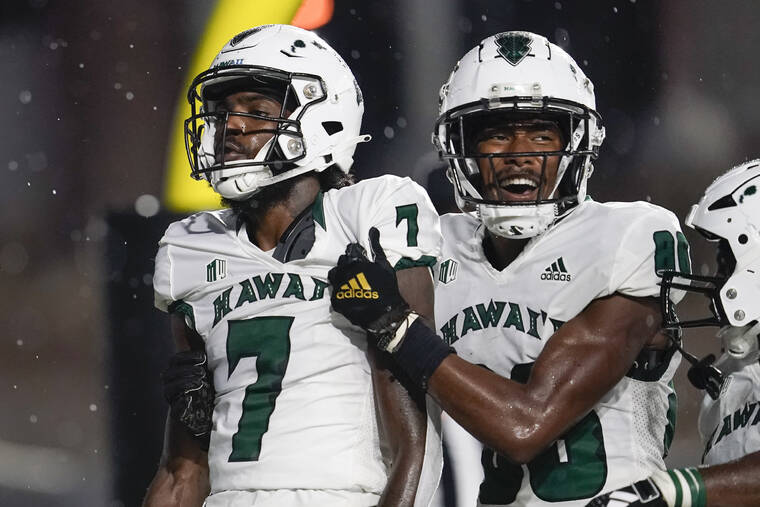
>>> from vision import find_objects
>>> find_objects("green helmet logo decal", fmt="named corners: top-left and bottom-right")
top-left (495, 32), bottom-right (533, 66)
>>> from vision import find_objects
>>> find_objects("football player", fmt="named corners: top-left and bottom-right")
top-left (328, 31), bottom-right (689, 506)
top-left (587, 160), bottom-right (760, 506)
top-left (142, 25), bottom-right (443, 507)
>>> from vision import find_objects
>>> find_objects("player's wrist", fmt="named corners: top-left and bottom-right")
top-left (391, 317), bottom-right (453, 390)
top-left (374, 310), bottom-right (419, 352)
top-left (649, 468), bottom-right (706, 507)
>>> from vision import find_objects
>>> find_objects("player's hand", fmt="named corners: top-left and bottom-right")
top-left (687, 353), bottom-right (724, 400)
top-left (328, 227), bottom-right (411, 344)
top-left (161, 350), bottom-right (214, 449)
top-left (585, 478), bottom-right (667, 506)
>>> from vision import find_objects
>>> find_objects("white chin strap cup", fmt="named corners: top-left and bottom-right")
top-left (479, 202), bottom-right (557, 238)
top-left (718, 322), bottom-right (760, 359)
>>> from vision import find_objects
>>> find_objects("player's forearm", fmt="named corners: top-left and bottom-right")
top-left (378, 448), bottom-right (424, 507)
top-left (142, 459), bottom-right (209, 507)
top-left (427, 354), bottom-right (562, 463)
top-left (144, 416), bottom-right (210, 507)
top-left (370, 345), bottom-right (427, 507)
top-left (702, 451), bottom-right (760, 507)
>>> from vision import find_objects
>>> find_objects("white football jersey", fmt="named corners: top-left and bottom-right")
top-left (698, 353), bottom-right (760, 466)
top-left (433, 200), bottom-right (687, 507)
top-left (153, 175), bottom-right (442, 502)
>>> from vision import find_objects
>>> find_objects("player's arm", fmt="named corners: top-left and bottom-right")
top-left (702, 451), bottom-right (760, 507)
top-left (142, 314), bottom-right (210, 507)
top-left (426, 293), bottom-right (662, 463)
top-left (330, 234), bottom-right (663, 464)
top-left (586, 451), bottom-right (760, 507)
top-left (372, 265), bottom-right (433, 507)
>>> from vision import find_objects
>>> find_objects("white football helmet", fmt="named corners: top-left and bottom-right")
top-left (184, 24), bottom-right (370, 200)
top-left (433, 31), bottom-right (605, 238)
top-left (660, 160), bottom-right (760, 357)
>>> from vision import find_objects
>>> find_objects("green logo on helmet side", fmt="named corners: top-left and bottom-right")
top-left (495, 32), bottom-right (533, 66)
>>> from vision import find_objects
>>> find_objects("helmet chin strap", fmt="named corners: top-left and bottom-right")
top-left (213, 133), bottom-right (372, 200)
top-left (718, 322), bottom-right (760, 360)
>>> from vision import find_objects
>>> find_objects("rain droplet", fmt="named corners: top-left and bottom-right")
top-left (8, 160), bottom-right (18, 171)
top-left (350, 50), bottom-right (360, 59)
top-left (481, 14), bottom-right (487, 21)
top-left (383, 126), bottom-right (395, 139)
top-left (554, 2), bottom-right (562, 10)
top-left (396, 117), bottom-right (407, 128)
top-left (19, 90), bottom-right (32, 104)
top-left (89, 404), bottom-right (97, 412)
top-left (613, 6), bottom-right (618, 13)
top-left (114, 82), bottom-right (122, 90)
top-left (30, 415), bottom-right (38, 423)
top-left (52, 189), bottom-right (57, 195)
top-left (126, 91), bottom-right (134, 101)
top-left (79, 63), bottom-right (84, 69)
top-left (16, 339), bottom-right (23, 346)
top-left (135, 194), bottom-right (160, 217)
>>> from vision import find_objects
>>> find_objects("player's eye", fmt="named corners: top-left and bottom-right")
top-left (532, 132), bottom-right (556, 142)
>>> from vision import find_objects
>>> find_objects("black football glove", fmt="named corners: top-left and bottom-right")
top-left (328, 227), bottom-right (411, 348)
top-left (161, 350), bottom-right (214, 449)
top-left (687, 353), bottom-right (725, 400)
top-left (585, 478), bottom-right (667, 506)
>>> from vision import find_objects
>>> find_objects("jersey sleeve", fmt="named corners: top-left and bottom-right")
top-left (608, 205), bottom-right (690, 301)
top-left (152, 220), bottom-right (193, 312)
top-left (153, 230), bottom-right (200, 331)
top-left (346, 175), bottom-right (443, 270)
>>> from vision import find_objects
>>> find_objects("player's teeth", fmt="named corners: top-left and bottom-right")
top-left (505, 178), bottom-right (537, 188)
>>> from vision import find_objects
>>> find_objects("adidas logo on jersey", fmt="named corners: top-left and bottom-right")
top-left (335, 272), bottom-right (379, 300)
top-left (540, 257), bottom-right (572, 282)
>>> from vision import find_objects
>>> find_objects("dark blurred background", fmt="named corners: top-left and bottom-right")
top-left (2, 0), bottom-right (760, 505)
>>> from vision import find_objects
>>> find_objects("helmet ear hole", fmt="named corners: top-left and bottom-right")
top-left (321, 121), bottom-right (343, 135)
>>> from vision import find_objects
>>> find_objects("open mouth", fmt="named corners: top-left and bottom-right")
top-left (497, 175), bottom-right (541, 201)
top-left (221, 141), bottom-right (248, 162)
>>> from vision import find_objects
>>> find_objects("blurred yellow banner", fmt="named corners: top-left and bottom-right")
top-left (163, 0), bottom-right (335, 212)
